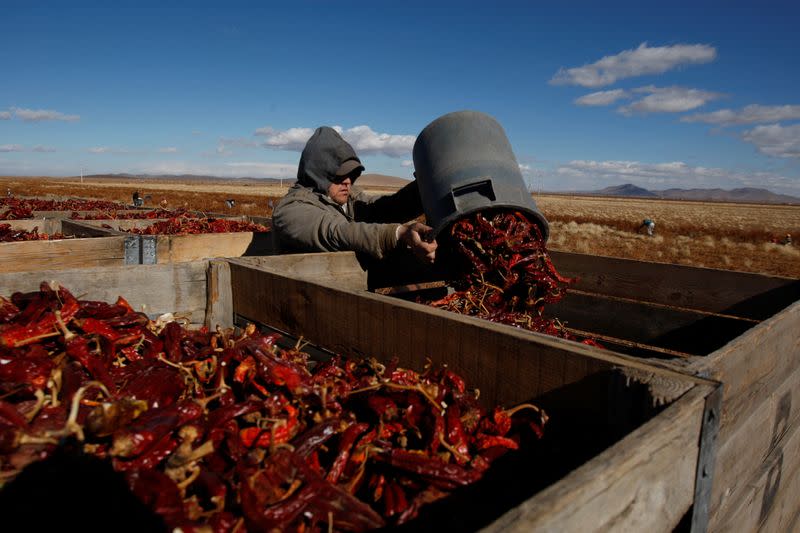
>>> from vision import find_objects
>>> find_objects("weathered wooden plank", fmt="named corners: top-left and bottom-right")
top-left (231, 252), bottom-right (367, 291)
top-left (706, 360), bottom-right (800, 531)
top-left (486, 384), bottom-right (710, 532)
top-left (0, 262), bottom-right (208, 323)
top-left (228, 260), bottom-right (705, 407)
top-left (549, 290), bottom-right (755, 355)
top-left (550, 250), bottom-right (800, 320)
top-left (154, 232), bottom-right (273, 263)
top-left (692, 300), bottom-right (800, 445)
top-left (206, 260), bottom-right (234, 330)
top-left (60, 219), bottom-right (127, 237)
top-left (0, 236), bottom-right (129, 273)
top-left (710, 404), bottom-right (800, 532)
top-left (0, 218), bottom-right (60, 234)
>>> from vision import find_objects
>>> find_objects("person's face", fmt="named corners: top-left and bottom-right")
top-left (327, 176), bottom-right (353, 205)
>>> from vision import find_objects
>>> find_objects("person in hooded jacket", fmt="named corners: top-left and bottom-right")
top-left (272, 126), bottom-right (437, 265)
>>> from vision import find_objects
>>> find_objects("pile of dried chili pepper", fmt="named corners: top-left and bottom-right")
top-left (427, 210), bottom-right (598, 345)
top-left (0, 283), bottom-right (545, 531)
top-left (0, 198), bottom-right (132, 214)
top-left (0, 223), bottom-right (67, 242)
top-left (125, 217), bottom-right (269, 235)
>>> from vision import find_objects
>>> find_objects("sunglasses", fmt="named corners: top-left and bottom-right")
top-left (331, 171), bottom-right (360, 184)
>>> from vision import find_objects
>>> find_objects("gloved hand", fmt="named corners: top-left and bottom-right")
top-left (397, 221), bottom-right (438, 264)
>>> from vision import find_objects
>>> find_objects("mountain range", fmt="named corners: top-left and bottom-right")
top-left (580, 184), bottom-right (800, 204)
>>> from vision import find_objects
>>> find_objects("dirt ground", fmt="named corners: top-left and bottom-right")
top-left (2, 176), bottom-right (798, 278)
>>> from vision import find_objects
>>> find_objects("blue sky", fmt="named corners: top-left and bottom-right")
top-left (1, 1), bottom-right (799, 195)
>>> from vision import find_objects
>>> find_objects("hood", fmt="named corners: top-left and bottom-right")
top-left (297, 126), bottom-right (363, 193)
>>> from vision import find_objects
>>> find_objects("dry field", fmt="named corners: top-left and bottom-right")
top-left (538, 194), bottom-right (800, 278)
top-left (2, 176), bottom-right (798, 278)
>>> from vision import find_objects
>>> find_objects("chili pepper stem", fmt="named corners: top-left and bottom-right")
top-left (504, 403), bottom-right (549, 424)
top-left (54, 309), bottom-right (75, 342)
top-left (25, 389), bottom-right (47, 422)
top-left (10, 330), bottom-right (61, 347)
top-left (61, 381), bottom-right (111, 441)
top-left (348, 382), bottom-right (443, 413)
top-left (175, 464), bottom-right (201, 491)
top-left (46, 368), bottom-right (62, 408)
top-left (437, 433), bottom-right (470, 463)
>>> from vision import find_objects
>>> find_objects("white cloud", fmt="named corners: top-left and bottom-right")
top-left (88, 146), bottom-right (131, 154)
top-left (741, 124), bottom-right (800, 158)
top-left (32, 145), bottom-right (56, 153)
top-left (682, 104), bottom-right (800, 126)
top-left (12, 107), bottom-right (80, 122)
top-left (255, 125), bottom-right (415, 157)
top-left (554, 159), bottom-right (800, 194)
top-left (255, 126), bottom-right (315, 151)
top-left (401, 160), bottom-right (413, 168)
top-left (550, 43), bottom-right (717, 88)
top-left (618, 86), bottom-right (723, 115)
top-left (575, 89), bottom-right (631, 106)
top-left (342, 125), bottom-right (416, 157)
top-left (158, 147), bottom-right (178, 153)
top-left (0, 111), bottom-right (11, 120)
top-left (0, 144), bottom-right (25, 152)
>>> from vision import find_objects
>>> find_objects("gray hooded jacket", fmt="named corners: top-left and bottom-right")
top-left (273, 127), bottom-right (423, 260)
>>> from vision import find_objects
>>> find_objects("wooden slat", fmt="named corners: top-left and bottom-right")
top-left (551, 250), bottom-right (800, 320)
top-left (0, 218), bottom-right (59, 233)
top-left (0, 262), bottom-right (209, 323)
top-left (486, 384), bottom-right (710, 532)
top-left (228, 260), bottom-right (707, 407)
top-left (693, 300), bottom-right (800, 446)
top-left (0, 237), bottom-right (129, 273)
top-left (706, 360), bottom-right (800, 531)
top-left (230, 252), bottom-right (367, 291)
top-left (710, 405), bottom-right (800, 532)
top-left (60, 219), bottom-right (126, 237)
top-left (549, 291), bottom-right (755, 356)
top-left (206, 260), bottom-right (234, 330)
top-left (155, 232), bottom-right (273, 263)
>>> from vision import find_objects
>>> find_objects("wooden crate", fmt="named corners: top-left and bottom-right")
top-left (0, 219), bottom-right (137, 273)
top-left (544, 251), bottom-right (800, 533)
top-left (338, 249), bottom-right (799, 532)
top-left (65, 219), bottom-right (273, 264)
top-left (0, 259), bottom-right (720, 532)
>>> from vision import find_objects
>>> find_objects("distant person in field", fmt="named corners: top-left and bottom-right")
top-left (272, 126), bottom-right (437, 265)
top-left (639, 218), bottom-right (656, 236)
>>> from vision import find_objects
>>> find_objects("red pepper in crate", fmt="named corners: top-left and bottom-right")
top-left (424, 209), bottom-right (602, 346)
top-left (126, 217), bottom-right (269, 236)
top-left (0, 282), bottom-right (549, 531)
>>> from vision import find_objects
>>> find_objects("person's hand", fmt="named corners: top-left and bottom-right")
top-left (397, 221), bottom-right (438, 264)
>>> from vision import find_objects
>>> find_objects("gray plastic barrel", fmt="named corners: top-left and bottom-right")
top-left (412, 110), bottom-right (549, 240)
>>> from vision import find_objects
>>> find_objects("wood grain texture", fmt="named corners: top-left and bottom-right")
top-left (549, 290), bottom-right (755, 355)
top-left (486, 385), bottom-right (710, 532)
top-left (551, 250), bottom-right (800, 321)
top-left (154, 232), bottom-right (273, 263)
top-left (206, 260), bottom-right (234, 330)
top-left (0, 236), bottom-right (129, 273)
top-left (706, 360), bottom-right (800, 531)
top-left (228, 260), bottom-right (707, 407)
top-left (230, 252), bottom-right (367, 291)
top-left (0, 262), bottom-right (208, 323)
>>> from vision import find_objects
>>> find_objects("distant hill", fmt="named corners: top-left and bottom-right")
top-left (593, 184), bottom-right (658, 197)
top-left (357, 173), bottom-right (411, 188)
top-left (581, 183), bottom-right (800, 204)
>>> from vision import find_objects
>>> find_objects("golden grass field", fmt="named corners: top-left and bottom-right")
top-left (2, 176), bottom-right (799, 278)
